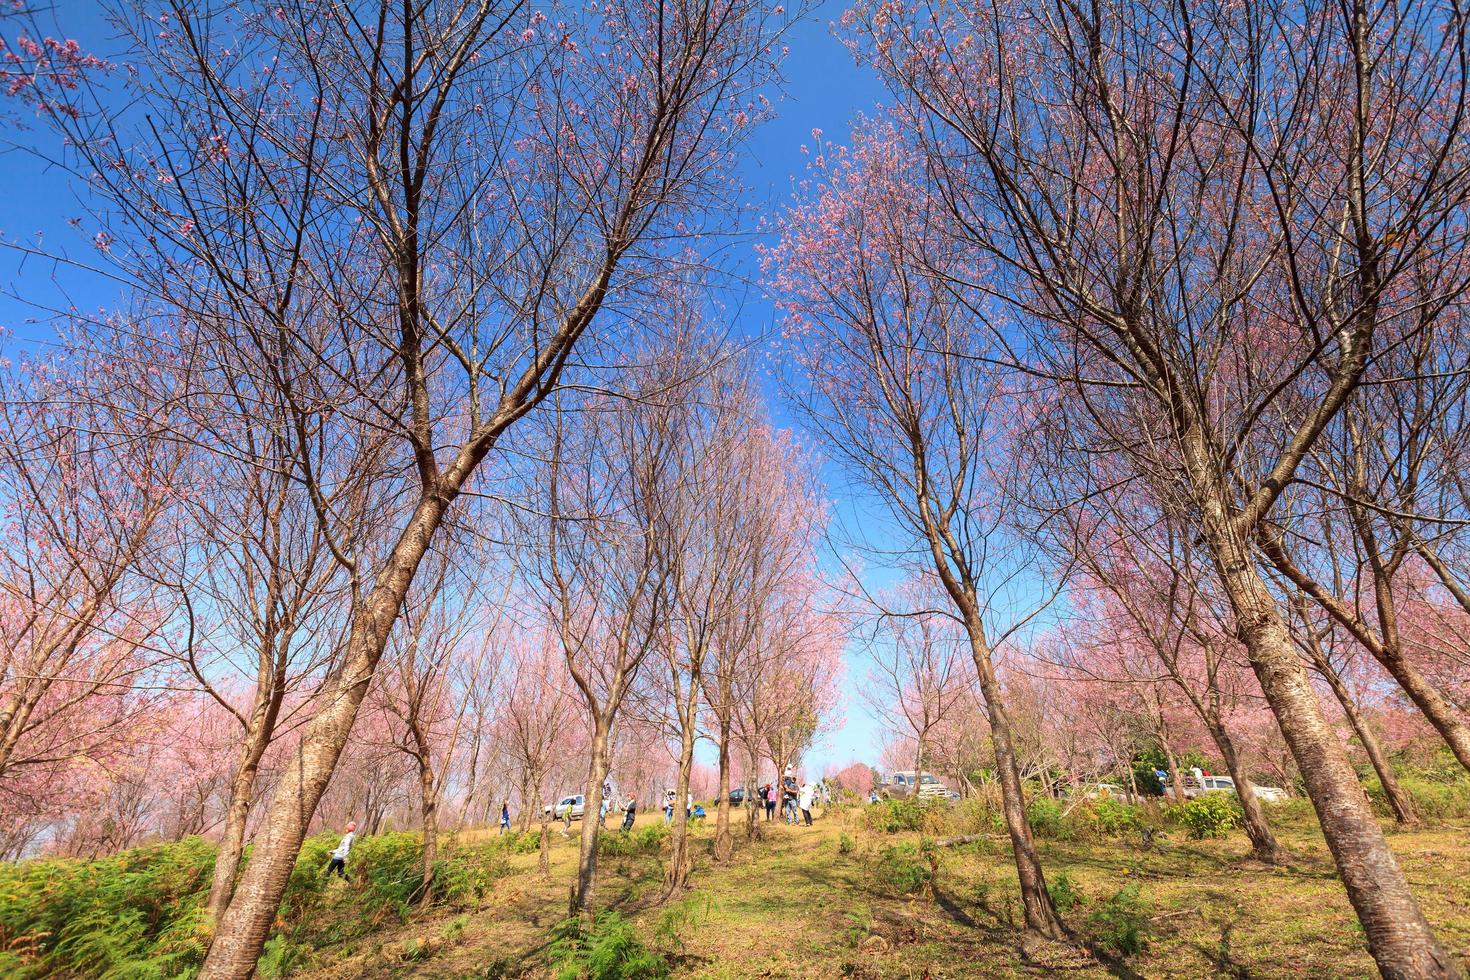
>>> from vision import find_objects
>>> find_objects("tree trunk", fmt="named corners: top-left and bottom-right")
top-left (663, 713), bottom-right (698, 895)
top-left (966, 619), bottom-right (1063, 940)
top-left (538, 807), bottom-right (552, 877)
top-left (199, 494), bottom-right (449, 980)
top-left (713, 721), bottom-right (734, 862)
top-left (206, 694), bottom-right (280, 925)
top-left (414, 744), bottom-right (438, 905)
top-left (1205, 516), bottom-right (1456, 977)
top-left (519, 774), bottom-right (534, 832)
top-left (1158, 723), bottom-right (1186, 803)
top-left (1203, 714), bottom-right (1282, 863)
top-left (570, 722), bottom-right (611, 915)
top-left (1371, 654), bottom-right (1470, 776)
top-left (1314, 655), bottom-right (1418, 826)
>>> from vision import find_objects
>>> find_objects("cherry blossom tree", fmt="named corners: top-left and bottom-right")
top-left (863, 586), bottom-right (974, 785)
top-left (0, 347), bottom-right (183, 840)
top-left (32, 0), bottom-right (792, 969)
top-left (837, 0), bottom-right (1470, 969)
top-left (769, 120), bottom-right (1069, 938)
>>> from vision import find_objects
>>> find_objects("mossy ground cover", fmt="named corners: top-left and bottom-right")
top-left (3, 804), bottom-right (1468, 978)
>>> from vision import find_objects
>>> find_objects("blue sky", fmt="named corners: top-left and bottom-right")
top-left (0, 0), bottom-right (894, 774)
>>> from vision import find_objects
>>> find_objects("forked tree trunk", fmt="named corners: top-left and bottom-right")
top-left (199, 495), bottom-right (449, 980)
top-left (965, 618), bottom-right (1063, 940)
top-left (1203, 513), bottom-right (1456, 977)
top-left (206, 692), bottom-right (282, 925)
top-left (713, 721), bottom-right (734, 862)
top-left (570, 723), bottom-right (611, 914)
top-left (1202, 715), bottom-right (1282, 863)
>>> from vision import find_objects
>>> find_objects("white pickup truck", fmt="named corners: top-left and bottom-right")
top-left (885, 771), bottom-right (951, 801)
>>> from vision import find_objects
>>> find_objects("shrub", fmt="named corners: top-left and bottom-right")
top-left (1166, 795), bottom-right (1240, 840)
top-left (1026, 797), bottom-right (1070, 839)
top-left (549, 912), bottom-right (669, 979)
top-left (495, 829), bottom-right (542, 855)
top-left (837, 832), bottom-right (855, 855)
top-left (863, 799), bottom-right (924, 834)
top-left (1048, 871), bottom-right (1083, 913)
top-left (430, 844), bottom-right (508, 906)
top-left (598, 823), bottom-right (668, 859)
top-left (0, 835), bottom-right (215, 978)
top-left (1086, 798), bottom-right (1147, 838)
top-left (258, 935), bottom-right (316, 978)
top-left (1393, 775), bottom-right (1470, 820)
top-left (867, 843), bottom-right (932, 897)
top-left (1088, 884), bottom-right (1150, 956)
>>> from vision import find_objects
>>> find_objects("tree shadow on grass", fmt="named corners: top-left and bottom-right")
top-left (1193, 913), bottom-right (1253, 979)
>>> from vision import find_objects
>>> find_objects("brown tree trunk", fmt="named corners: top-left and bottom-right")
top-left (206, 693), bottom-right (281, 925)
top-left (663, 713), bottom-right (698, 895)
top-left (199, 494), bottom-right (449, 980)
top-left (1265, 538), bottom-right (1470, 776)
top-left (413, 736), bottom-right (438, 905)
top-left (713, 721), bottom-right (733, 862)
top-left (519, 773), bottom-right (535, 832)
top-left (538, 806), bottom-right (552, 878)
top-left (1205, 515), bottom-right (1456, 977)
top-left (1203, 715), bottom-right (1282, 863)
top-left (1158, 723), bottom-right (1186, 803)
top-left (1313, 654), bottom-right (1418, 826)
top-left (570, 722), bottom-right (611, 915)
top-left (966, 619), bottom-right (1063, 940)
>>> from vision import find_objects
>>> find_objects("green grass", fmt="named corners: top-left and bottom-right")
top-left (1, 798), bottom-right (1468, 978)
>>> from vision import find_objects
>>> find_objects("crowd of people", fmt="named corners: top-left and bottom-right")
top-left (323, 769), bottom-right (831, 880)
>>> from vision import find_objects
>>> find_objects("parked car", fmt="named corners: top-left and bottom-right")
top-left (1252, 784), bottom-right (1289, 803)
top-left (543, 794), bottom-right (586, 819)
top-left (728, 788), bottom-right (746, 804)
top-left (886, 771), bottom-right (950, 801)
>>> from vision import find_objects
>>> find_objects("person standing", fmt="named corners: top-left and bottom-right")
top-left (621, 794), bottom-right (638, 832)
top-left (764, 784), bottom-right (776, 821)
top-left (782, 768), bottom-right (799, 824)
top-left (798, 782), bottom-right (815, 826)
top-left (499, 801), bottom-right (511, 835)
top-left (325, 821), bottom-right (357, 881)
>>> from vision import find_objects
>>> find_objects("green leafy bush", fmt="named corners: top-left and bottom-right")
top-left (863, 799), bottom-right (925, 834)
top-left (1047, 871), bottom-right (1083, 913)
top-left (1086, 798), bottom-right (1147, 838)
top-left (494, 829), bottom-right (542, 855)
top-left (1166, 795), bottom-right (1241, 839)
top-left (549, 912), bottom-right (669, 979)
top-left (1088, 884), bottom-right (1150, 956)
top-left (0, 829), bottom-right (517, 978)
top-left (837, 832), bottom-right (855, 855)
top-left (0, 835), bottom-right (214, 978)
top-left (1026, 797), bottom-right (1071, 839)
top-left (1388, 775), bottom-right (1470, 820)
top-left (866, 843), bottom-right (931, 897)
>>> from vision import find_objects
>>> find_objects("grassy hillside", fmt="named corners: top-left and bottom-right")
top-left (2, 798), bottom-right (1468, 978)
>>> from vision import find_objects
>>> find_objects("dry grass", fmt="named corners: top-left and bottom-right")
top-left (294, 807), bottom-right (1470, 979)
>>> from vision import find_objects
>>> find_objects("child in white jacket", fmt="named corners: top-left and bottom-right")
top-left (326, 821), bottom-right (357, 881)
